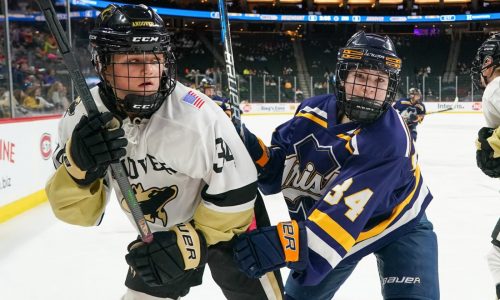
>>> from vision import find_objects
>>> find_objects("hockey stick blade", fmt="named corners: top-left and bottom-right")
top-left (36, 0), bottom-right (153, 243)
top-left (218, 0), bottom-right (241, 122)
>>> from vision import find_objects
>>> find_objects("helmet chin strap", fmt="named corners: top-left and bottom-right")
top-left (122, 93), bottom-right (160, 111)
top-left (98, 81), bottom-right (161, 119)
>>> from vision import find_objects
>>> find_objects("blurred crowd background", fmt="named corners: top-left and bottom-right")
top-left (0, 0), bottom-right (497, 118)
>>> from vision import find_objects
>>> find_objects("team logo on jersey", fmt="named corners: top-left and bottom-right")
top-left (65, 97), bottom-right (81, 117)
top-left (120, 183), bottom-right (178, 226)
top-left (282, 134), bottom-right (340, 218)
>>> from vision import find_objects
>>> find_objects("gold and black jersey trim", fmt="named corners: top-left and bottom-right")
top-left (201, 181), bottom-right (258, 208)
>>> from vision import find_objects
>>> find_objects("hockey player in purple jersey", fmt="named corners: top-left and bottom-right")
top-left (393, 88), bottom-right (426, 141)
top-left (199, 78), bottom-right (233, 118)
top-left (233, 31), bottom-right (439, 299)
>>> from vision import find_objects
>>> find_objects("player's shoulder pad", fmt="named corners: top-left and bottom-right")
top-left (358, 108), bottom-right (412, 158)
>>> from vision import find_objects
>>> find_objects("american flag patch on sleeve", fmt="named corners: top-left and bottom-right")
top-left (182, 91), bottom-right (205, 109)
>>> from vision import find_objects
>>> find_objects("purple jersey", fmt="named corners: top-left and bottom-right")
top-left (393, 98), bottom-right (426, 132)
top-left (258, 94), bottom-right (433, 285)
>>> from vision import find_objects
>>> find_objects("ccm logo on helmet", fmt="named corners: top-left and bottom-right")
top-left (132, 36), bottom-right (159, 43)
top-left (133, 104), bottom-right (154, 109)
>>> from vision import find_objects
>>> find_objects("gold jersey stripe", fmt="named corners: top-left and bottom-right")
top-left (295, 112), bottom-right (327, 128)
top-left (308, 209), bottom-right (356, 251)
top-left (337, 129), bottom-right (361, 154)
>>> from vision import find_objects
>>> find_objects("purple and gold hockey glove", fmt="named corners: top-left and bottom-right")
top-left (233, 220), bottom-right (308, 278)
top-left (237, 124), bottom-right (270, 169)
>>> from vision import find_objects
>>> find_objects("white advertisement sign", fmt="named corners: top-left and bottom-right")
top-left (240, 101), bottom-right (483, 115)
top-left (425, 101), bottom-right (482, 113)
top-left (0, 117), bottom-right (60, 206)
top-left (240, 102), bottom-right (299, 115)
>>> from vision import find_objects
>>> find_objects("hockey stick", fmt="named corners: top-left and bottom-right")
top-left (217, 0), bottom-right (241, 122)
top-left (36, 0), bottom-right (153, 243)
top-left (426, 96), bottom-right (459, 115)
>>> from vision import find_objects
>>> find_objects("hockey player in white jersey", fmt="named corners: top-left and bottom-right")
top-left (45, 4), bottom-right (282, 300)
top-left (471, 33), bottom-right (500, 300)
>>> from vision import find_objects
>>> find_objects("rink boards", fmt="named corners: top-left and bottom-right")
top-left (0, 101), bottom-right (481, 223)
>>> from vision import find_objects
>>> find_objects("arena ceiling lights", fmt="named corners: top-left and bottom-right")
top-left (65, 0), bottom-right (500, 24)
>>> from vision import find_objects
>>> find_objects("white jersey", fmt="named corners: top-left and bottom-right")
top-left (483, 76), bottom-right (500, 127)
top-left (48, 82), bottom-right (257, 243)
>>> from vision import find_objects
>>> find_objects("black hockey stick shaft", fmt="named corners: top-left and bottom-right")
top-left (218, 0), bottom-right (241, 122)
top-left (37, 0), bottom-right (153, 243)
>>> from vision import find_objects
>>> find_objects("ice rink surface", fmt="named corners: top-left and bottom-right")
top-left (1, 112), bottom-right (499, 300)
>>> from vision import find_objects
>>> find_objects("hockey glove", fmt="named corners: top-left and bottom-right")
top-left (65, 112), bottom-right (127, 185)
top-left (125, 223), bottom-right (207, 287)
top-left (401, 107), bottom-right (418, 125)
top-left (236, 123), bottom-right (270, 169)
top-left (233, 220), bottom-right (308, 278)
top-left (476, 127), bottom-right (500, 178)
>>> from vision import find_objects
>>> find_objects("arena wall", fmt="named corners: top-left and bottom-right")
top-left (0, 101), bottom-right (481, 222)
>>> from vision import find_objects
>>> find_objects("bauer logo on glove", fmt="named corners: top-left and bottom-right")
top-left (233, 220), bottom-right (308, 278)
top-left (125, 223), bottom-right (207, 287)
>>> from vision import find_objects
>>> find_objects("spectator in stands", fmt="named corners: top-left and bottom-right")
top-left (295, 87), bottom-right (304, 102)
top-left (47, 81), bottom-right (68, 111)
top-left (43, 35), bottom-right (58, 58)
top-left (43, 69), bottom-right (57, 86)
top-left (0, 87), bottom-right (10, 118)
top-left (23, 86), bottom-right (54, 111)
top-left (12, 89), bottom-right (30, 115)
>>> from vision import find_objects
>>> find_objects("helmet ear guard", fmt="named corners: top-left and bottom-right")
top-left (334, 31), bottom-right (401, 124)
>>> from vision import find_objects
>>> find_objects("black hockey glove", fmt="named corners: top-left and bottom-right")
top-left (476, 127), bottom-right (500, 178)
top-left (64, 112), bottom-right (127, 185)
top-left (125, 223), bottom-right (207, 287)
